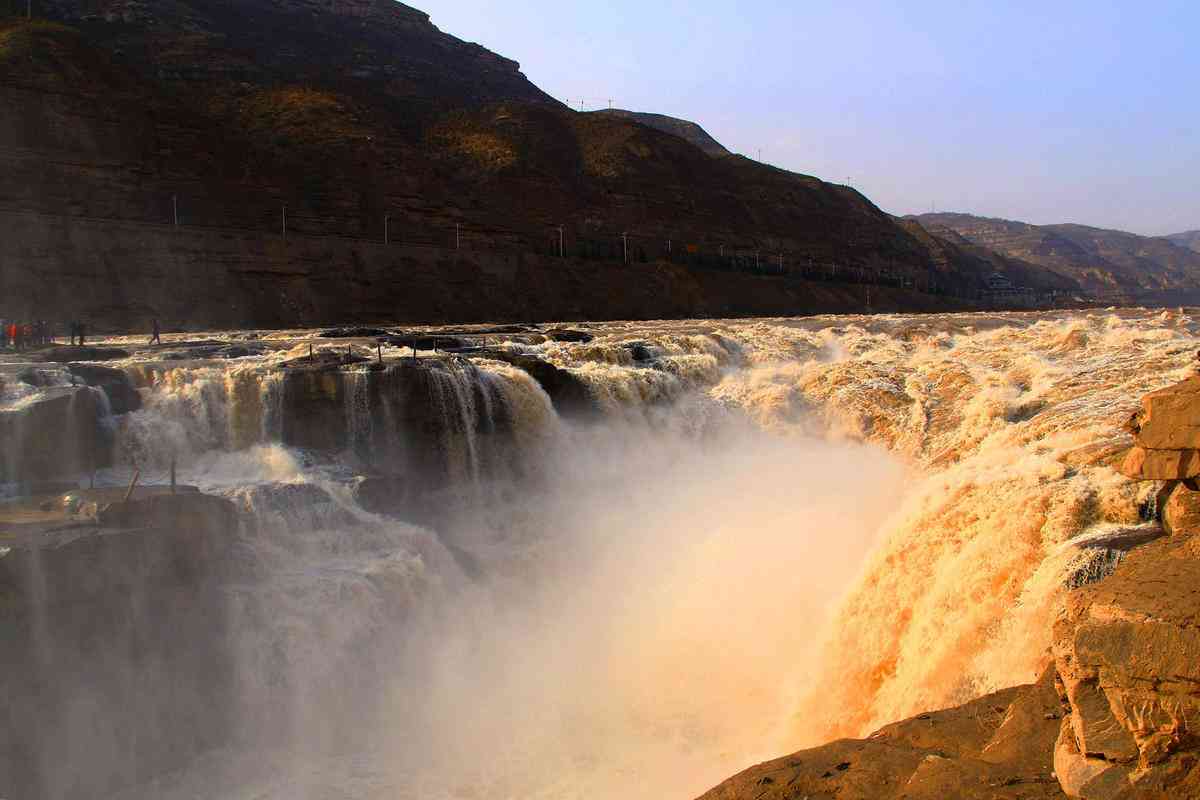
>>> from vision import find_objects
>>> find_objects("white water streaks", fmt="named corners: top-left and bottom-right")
top-left (8, 309), bottom-right (1195, 800)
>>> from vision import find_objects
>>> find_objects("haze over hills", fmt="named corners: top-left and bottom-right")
top-left (1166, 230), bottom-right (1200, 253)
top-left (914, 212), bottom-right (1200, 302)
top-left (0, 0), bottom-right (1080, 329)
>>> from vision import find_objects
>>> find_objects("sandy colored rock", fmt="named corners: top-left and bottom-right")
top-left (1052, 534), bottom-right (1200, 798)
top-left (1054, 720), bottom-right (1131, 799)
top-left (1162, 483), bottom-right (1200, 535)
top-left (1119, 446), bottom-right (1200, 480)
top-left (696, 670), bottom-right (1066, 799)
top-left (1128, 376), bottom-right (1200, 450)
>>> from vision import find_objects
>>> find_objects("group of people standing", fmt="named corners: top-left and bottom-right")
top-left (0, 320), bottom-right (90, 350)
top-left (0, 320), bottom-right (59, 350)
top-left (1, 318), bottom-right (162, 350)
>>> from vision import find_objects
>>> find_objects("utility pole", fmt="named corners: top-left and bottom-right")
top-left (622, 232), bottom-right (628, 264)
top-left (173, 195), bottom-right (178, 227)
top-left (282, 204), bottom-right (287, 241)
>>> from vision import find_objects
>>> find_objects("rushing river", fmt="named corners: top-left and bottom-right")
top-left (3, 309), bottom-right (1195, 799)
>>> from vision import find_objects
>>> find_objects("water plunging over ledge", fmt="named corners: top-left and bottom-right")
top-left (0, 309), bottom-right (1193, 799)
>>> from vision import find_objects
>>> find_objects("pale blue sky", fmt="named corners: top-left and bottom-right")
top-left (417, 0), bottom-right (1197, 236)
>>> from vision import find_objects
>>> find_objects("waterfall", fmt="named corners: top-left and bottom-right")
top-left (6, 309), bottom-right (1200, 800)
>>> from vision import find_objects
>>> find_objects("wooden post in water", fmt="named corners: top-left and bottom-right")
top-left (377, 343), bottom-right (383, 365)
top-left (123, 469), bottom-right (141, 503)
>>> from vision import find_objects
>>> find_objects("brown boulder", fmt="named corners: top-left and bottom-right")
top-left (1127, 376), bottom-right (1200, 450)
top-left (68, 363), bottom-right (142, 415)
top-left (0, 386), bottom-right (113, 482)
top-left (1051, 534), bottom-right (1200, 798)
top-left (1119, 447), bottom-right (1200, 480)
top-left (1161, 483), bottom-right (1200, 535)
top-left (696, 669), bottom-right (1066, 799)
top-left (97, 493), bottom-right (239, 536)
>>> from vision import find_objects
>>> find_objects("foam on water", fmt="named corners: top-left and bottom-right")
top-left (14, 309), bottom-right (1196, 799)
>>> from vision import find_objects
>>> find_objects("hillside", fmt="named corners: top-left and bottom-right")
top-left (0, 3), bottom-right (1070, 329)
top-left (1166, 230), bottom-right (1200, 253)
top-left (593, 109), bottom-right (731, 156)
top-left (895, 218), bottom-right (1078, 293)
top-left (914, 212), bottom-right (1200, 302)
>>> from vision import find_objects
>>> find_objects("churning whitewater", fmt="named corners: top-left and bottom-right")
top-left (4, 309), bottom-right (1194, 800)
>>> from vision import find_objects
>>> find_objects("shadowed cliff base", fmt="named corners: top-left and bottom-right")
top-left (0, 211), bottom-right (987, 331)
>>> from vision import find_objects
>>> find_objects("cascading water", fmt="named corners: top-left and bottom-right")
top-left (3, 309), bottom-right (1196, 800)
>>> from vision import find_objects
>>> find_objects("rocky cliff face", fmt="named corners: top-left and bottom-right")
top-left (1052, 533), bottom-right (1200, 799)
top-left (913, 213), bottom-right (1200, 301)
top-left (0, 490), bottom-right (242, 800)
top-left (0, 9), bottom-right (1070, 329)
top-left (0, 209), bottom-right (967, 330)
top-left (593, 109), bottom-right (732, 157)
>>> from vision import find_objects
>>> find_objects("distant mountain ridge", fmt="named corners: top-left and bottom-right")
top-left (912, 213), bottom-right (1200, 300)
top-left (592, 109), bottom-right (730, 156)
top-left (0, 3), bottom-right (1082, 329)
top-left (1166, 230), bottom-right (1200, 253)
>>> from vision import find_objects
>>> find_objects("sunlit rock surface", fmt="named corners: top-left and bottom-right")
top-left (698, 668), bottom-right (1066, 799)
top-left (1052, 534), bottom-right (1200, 799)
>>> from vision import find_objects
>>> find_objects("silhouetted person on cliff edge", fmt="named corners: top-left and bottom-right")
top-left (149, 319), bottom-right (161, 346)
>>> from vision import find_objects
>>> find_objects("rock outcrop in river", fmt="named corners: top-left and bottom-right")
top-left (0, 488), bottom-right (241, 799)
